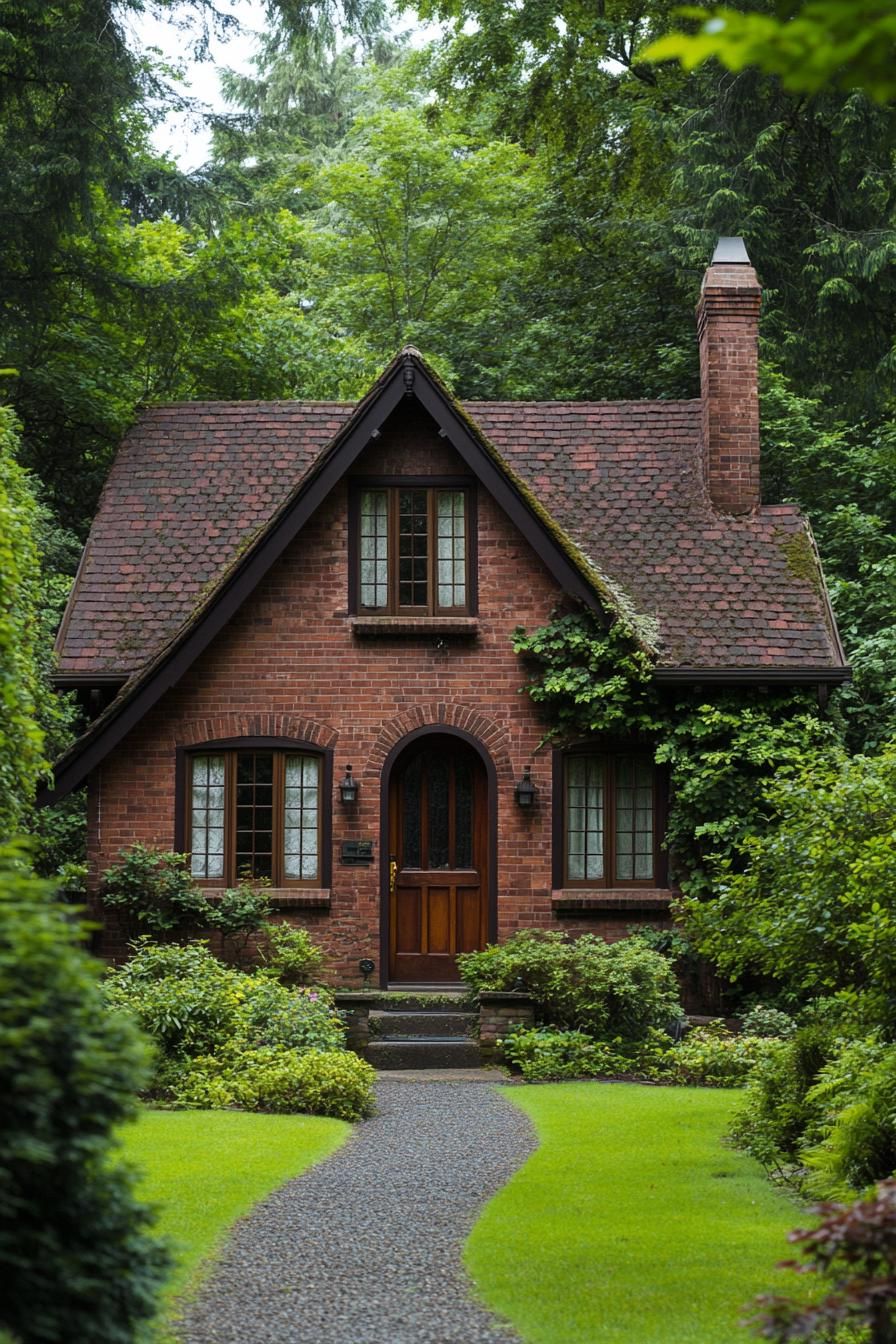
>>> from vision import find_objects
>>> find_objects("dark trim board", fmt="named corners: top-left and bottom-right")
top-left (652, 666), bottom-right (851, 684)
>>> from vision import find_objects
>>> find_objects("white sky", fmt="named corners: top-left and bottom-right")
top-left (122, 1), bottom-right (272, 169)
top-left (122, 1), bottom-right (442, 170)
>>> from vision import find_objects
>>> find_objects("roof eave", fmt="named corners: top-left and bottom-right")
top-left (652, 665), bottom-right (852, 685)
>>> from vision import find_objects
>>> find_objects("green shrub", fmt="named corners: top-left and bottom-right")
top-left (740, 1004), bottom-right (797, 1039)
top-left (236, 978), bottom-right (345, 1053)
top-left (103, 940), bottom-right (345, 1079)
top-left (801, 1040), bottom-right (896, 1200)
top-left (729, 1017), bottom-right (856, 1185)
top-left (0, 846), bottom-right (169, 1342)
top-left (103, 938), bottom-right (245, 1060)
top-left (258, 921), bottom-right (326, 985)
top-left (503, 1026), bottom-right (677, 1082)
top-left (174, 1046), bottom-right (375, 1120)
top-left (204, 877), bottom-right (273, 963)
top-left (670, 1022), bottom-right (776, 1088)
top-left (290, 1050), bottom-right (376, 1121)
top-left (458, 929), bottom-right (681, 1041)
top-left (101, 845), bottom-right (209, 937)
top-left (0, 409), bottom-right (46, 840)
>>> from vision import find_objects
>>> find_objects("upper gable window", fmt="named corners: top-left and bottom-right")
top-left (355, 485), bottom-right (471, 616)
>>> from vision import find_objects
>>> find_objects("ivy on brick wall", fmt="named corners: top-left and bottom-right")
top-left (513, 608), bottom-right (837, 901)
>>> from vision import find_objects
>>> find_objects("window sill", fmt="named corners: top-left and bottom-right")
top-left (551, 888), bottom-right (675, 912)
top-left (350, 616), bottom-right (479, 637)
top-left (262, 889), bottom-right (331, 909)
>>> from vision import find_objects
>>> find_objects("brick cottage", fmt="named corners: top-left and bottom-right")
top-left (43, 238), bottom-right (849, 987)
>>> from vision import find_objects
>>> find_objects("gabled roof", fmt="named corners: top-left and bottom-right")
top-left (45, 347), bottom-right (848, 803)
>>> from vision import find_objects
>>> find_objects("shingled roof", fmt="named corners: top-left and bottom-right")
top-left (43, 344), bottom-right (848, 804)
top-left (56, 386), bottom-right (845, 681)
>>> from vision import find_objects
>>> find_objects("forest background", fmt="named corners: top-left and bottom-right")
top-left (3, 0), bottom-right (896, 888)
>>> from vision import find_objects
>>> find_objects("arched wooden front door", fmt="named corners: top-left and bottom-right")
top-left (388, 734), bottom-right (488, 983)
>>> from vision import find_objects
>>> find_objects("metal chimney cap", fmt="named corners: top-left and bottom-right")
top-left (711, 236), bottom-right (752, 265)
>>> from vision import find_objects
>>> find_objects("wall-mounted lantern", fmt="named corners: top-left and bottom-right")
top-left (358, 958), bottom-right (375, 985)
top-left (514, 765), bottom-right (537, 808)
top-left (339, 764), bottom-right (359, 805)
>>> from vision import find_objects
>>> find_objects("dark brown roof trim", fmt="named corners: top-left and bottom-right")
top-left (652, 666), bottom-right (851, 684)
top-left (53, 674), bottom-right (127, 689)
top-left (38, 350), bottom-right (618, 807)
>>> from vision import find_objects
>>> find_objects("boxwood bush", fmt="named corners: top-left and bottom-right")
top-left (173, 1046), bottom-right (376, 1120)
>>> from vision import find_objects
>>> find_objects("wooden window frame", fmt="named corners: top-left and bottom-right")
top-left (551, 747), bottom-right (668, 889)
top-left (175, 738), bottom-right (333, 888)
top-left (348, 478), bottom-right (477, 617)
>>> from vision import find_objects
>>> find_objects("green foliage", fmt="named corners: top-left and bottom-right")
top-left (685, 744), bottom-right (896, 1004)
top-left (204, 877), bottom-right (273, 964)
top-left (741, 1005), bottom-right (798, 1040)
top-left (802, 1041), bottom-right (896, 1201)
top-left (103, 938), bottom-right (249, 1059)
top-left (672, 1022), bottom-right (777, 1088)
top-left (514, 606), bottom-right (834, 899)
top-left (289, 102), bottom-right (547, 398)
top-left (101, 845), bottom-right (210, 938)
top-left (102, 940), bottom-right (356, 1117)
top-left (748, 1179), bottom-right (896, 1343)
top-left (173, 1046), bottom-right (375, 1120)
top-left (283, 1048), bottom-right (376, 1120)
top-left (0, 408), bottom-right (45, 840)
top-left (0, 845), bottom-right (169, 1342)
top-left (512, 613), bottom-right (660, 738)
top-left (101, 846), bottom-right (277, 957)
top-left (258, 920), bottom-right (327, 985)
top-left (728, 1014), bottom-right (896, 1201)
top-left (646, 2), bottom-right (896, 102)
top-left (502, 1025), bottom-right (677, 1082)
top-left (103, 939), bottom-right (344, 1065)
top-left (458, 928), bottom-right (682, 1040)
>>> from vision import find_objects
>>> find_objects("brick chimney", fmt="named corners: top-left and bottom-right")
top-left (696, 236), bottom-right (762, 514)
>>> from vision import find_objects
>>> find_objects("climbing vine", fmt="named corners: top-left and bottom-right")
top-left (513, 608), bottom-right (838, 901)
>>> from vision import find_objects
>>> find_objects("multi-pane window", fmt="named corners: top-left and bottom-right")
top-left (564, 754), bottom-right (657, 886)
top-left (189, 749), bottom-right (321, 885)
top-left (357, 486), bottom-right (470, 615)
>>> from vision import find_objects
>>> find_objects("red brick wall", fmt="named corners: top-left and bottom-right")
top-left (87, 404), bottom-right (671, 979)
top-left (696, 260), bottom-right (762, 516)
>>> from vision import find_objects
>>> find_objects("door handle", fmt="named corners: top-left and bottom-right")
top-left (389, 856), bottom-right (398, 894)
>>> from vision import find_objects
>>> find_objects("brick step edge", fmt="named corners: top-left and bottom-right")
top-left (365, 1040), bottom-right (483, 1070)
top-left (368, 1010), bottom-right (477, 1038)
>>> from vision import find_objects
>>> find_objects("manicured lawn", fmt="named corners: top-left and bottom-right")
top-left (120, 1110), bottom-right (350, 1327)
top-left (466, 1083), bottom-right (808, 1344)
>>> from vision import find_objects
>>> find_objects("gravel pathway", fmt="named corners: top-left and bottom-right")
top-left (177, 1076), bottom-right (536, 1344)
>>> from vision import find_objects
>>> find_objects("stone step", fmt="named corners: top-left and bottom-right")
top-left (366, 1038), bottom-right (483, 1070)
top-left (369, 1009), bottom-right (477, 1039)
top-left (377, 995), bottom-right (471, 1013)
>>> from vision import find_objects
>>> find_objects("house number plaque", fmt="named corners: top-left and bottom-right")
top-left (340, 840), bottom-right (374, 866)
